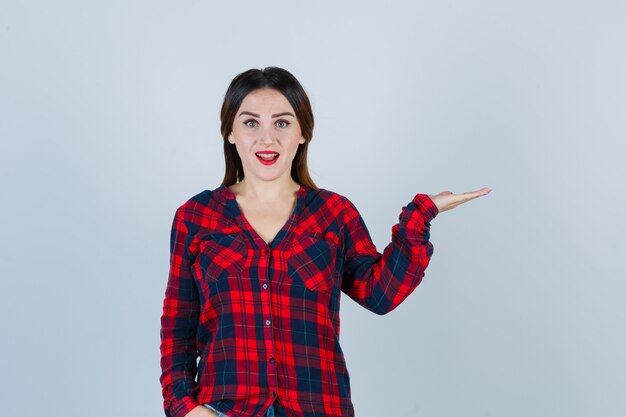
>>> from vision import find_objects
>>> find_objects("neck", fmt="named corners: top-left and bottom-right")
top-left (231, 177), bottom-right (300, 203)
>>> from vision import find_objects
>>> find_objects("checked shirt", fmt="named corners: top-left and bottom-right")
top-left (160, 184), bottom-right (438, 417)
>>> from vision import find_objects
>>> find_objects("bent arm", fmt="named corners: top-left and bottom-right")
top-left (341, 194), bottom-right (438, 315)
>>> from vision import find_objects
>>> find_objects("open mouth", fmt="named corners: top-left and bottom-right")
top-left (255, 151), bottom-right (280, 165)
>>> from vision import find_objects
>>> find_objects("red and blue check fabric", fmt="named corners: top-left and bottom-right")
top-left (160, 185), bottom-right (438, 417)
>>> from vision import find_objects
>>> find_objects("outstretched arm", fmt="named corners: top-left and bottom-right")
top-left (341, 187), bottom-right (491, 315)
top-left (340, 193), bottom-right (438, 315)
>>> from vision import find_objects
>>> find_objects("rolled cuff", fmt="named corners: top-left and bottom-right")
top-left (168, 395), bottom-right (200, 417)
top-left (412, 193), bottom-right (439, 222)
top-left (395, 193), bottom-right (437, 244)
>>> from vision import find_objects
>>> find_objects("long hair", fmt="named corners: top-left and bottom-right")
top-left (219, 67), bottom-right (317, 189)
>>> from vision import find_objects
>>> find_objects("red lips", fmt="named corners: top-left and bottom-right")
top-left (255, 151), bottom-right (280, 166)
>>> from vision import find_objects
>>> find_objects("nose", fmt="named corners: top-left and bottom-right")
top-left (259, 127), bottom-right (276, 146)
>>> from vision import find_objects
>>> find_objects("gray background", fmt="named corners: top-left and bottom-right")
top-left (1, 1), bottom-right (625, 416)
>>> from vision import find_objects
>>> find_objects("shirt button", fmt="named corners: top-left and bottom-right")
top-left (263, 249), bottom-right (270, 256)
top-left (262, 283), bottom-right (268, 290)
top-left (265, 320), bottom-right (271, 326)
top-left (269, 356), bottom-right (275, 363)
top-left (271, 391), bottom-right (276, 397)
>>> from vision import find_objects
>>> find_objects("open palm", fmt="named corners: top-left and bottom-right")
top-left (428, 187), bottom-right (491, 213)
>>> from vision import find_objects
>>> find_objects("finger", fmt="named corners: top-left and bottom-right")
top-left (445, 189), bottom-right (490, 206)
top-left (459, 187), bottom-right (491, 200)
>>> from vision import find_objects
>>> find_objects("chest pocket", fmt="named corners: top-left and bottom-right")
top-left (287, 233), bottom-right (338, 292)
top-left (198, 233), bottom-right (246, 282)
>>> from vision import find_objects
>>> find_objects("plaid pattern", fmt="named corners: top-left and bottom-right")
top-left (160, 185), bottom-right (438, 417)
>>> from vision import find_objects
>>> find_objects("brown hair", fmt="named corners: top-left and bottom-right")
top-left (219, 67), bottom-right (317, 189)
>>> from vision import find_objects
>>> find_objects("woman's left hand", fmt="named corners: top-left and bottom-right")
top-left (428, 187), bottom-right (491, 214)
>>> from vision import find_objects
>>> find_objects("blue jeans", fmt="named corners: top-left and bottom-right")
top-left (204, 403), bottom-right (276, 417)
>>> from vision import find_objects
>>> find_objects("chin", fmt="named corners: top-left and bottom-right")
top-left (253, 169), bottom-right (290, 183)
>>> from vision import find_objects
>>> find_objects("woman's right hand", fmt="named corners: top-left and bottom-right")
top-left (185, 405), bottom-right (219, 417)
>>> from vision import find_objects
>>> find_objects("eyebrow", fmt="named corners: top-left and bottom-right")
top-left (238, 111), bottom-right (295, 118)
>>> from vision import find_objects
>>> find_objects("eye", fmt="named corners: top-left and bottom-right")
top-left (244, 120), bottom-right (258, 128)
top-left (275, 120), bottom-right (290, 128)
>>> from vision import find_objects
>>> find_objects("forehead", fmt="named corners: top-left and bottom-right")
top-left (239, 88), bottom-right (294, 114)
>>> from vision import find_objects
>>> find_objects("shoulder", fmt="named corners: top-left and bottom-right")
top-left (302, 186), bottom-right (361, 221)
top-left (172, 186), bottom-right (230, 223)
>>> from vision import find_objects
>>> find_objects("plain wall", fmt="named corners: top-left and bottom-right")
top-left (1, 1), bottom-right (625, 416)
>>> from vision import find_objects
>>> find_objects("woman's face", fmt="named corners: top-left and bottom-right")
top-left (229, 88), bottom-right (305, 184)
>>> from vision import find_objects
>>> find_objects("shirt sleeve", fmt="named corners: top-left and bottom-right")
top-left (341, 193), bottom-right (438, 315)
top-left (160, 207), bottom-right (201, 417)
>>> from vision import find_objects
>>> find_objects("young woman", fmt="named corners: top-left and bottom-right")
top-left (160, 67), bottom-right (491, 417)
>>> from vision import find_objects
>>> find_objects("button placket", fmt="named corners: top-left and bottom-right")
top-left (259, 246), bottom-right (278, 397)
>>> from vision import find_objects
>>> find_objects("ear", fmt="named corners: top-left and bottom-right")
top-left (228, 132), bottom-right (236, 145)
top-left (299, 136), bottom-right (306, 145)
